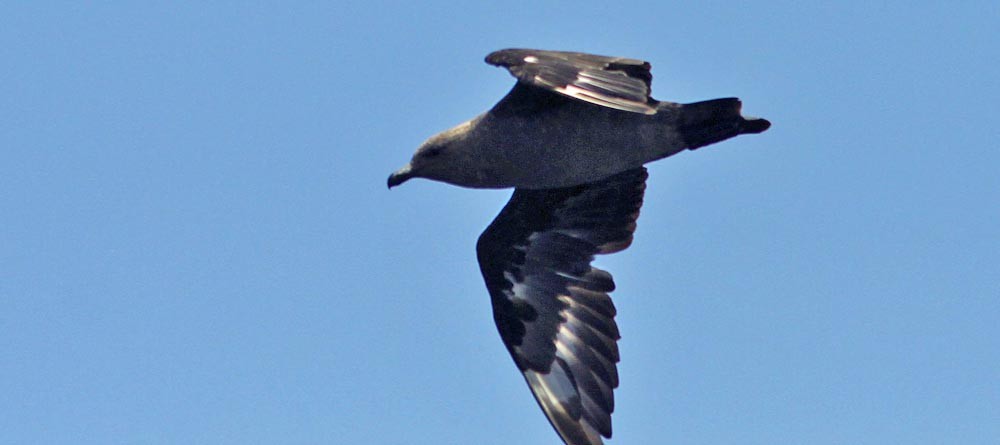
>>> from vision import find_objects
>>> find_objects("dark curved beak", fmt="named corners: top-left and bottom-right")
top-left (387, 164), bottom-right (414, 189)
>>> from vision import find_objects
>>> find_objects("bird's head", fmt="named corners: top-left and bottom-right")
top-left (387, 120), bottom-right (479, 189)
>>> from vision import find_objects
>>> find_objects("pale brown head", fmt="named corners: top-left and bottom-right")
top-left (387, 120), bottom-right (488, 189)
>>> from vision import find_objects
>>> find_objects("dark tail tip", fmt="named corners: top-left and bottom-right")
top-left (679, 98), bottom-right (770, 150)
top-left (741, 117), bottom-right (771, 134)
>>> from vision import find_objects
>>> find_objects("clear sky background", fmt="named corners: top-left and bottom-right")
top-left (2, 2), bottom-right (998, 444)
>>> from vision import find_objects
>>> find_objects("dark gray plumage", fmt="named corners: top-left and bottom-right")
top-left (388, 48), bottom-right (770, 445)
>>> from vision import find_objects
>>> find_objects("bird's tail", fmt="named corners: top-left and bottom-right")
top-left (678, 98), bottom-right (770, 150)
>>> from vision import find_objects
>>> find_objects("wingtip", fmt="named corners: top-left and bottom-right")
top-left (485, 48), bottom-right (521, 67)
top-left (484, 51), bottom-right (501, 66)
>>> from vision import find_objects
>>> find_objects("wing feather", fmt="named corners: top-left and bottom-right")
top-left (476, 167), bottom-right (648, 445)
top-left (486, 48), bottom-right (658, 114)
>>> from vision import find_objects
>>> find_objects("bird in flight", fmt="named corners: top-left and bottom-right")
top-left (388, 48), bottom-right (770, 445)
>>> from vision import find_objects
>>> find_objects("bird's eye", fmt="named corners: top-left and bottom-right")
top-left (423, 147), bottom-right (443, 158)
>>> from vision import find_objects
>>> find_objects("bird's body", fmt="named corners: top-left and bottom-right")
top-left (437, 87), bottom-right (685, 188)
top-left (388, 48), bottom-right (770, 445)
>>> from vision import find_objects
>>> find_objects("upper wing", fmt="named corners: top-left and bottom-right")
top-left (486, 48), bottom-right (657, 115)
top-left (476, 168), bottom-right (648, 445)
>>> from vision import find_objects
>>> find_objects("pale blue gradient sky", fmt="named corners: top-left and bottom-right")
top-left (2, 2), bottom-right (998, 444)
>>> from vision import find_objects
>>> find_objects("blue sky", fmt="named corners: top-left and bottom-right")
top-left (2, 2), bottom-right (998, 444)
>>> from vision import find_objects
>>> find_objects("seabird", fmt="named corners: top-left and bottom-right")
top-left (388, 48), bottom-right (770, 445)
